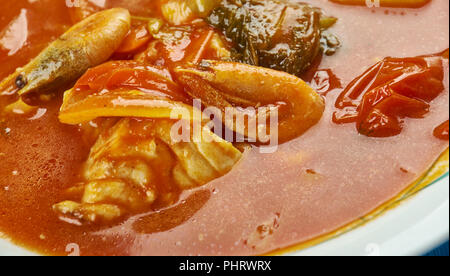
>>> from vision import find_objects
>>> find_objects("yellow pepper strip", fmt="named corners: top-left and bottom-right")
top-left (59, 89), bottom-right (197, 125)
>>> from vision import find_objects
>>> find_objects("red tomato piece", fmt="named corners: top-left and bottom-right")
top-left (434, 120), bottom-right (449, 140)
top-left (333, 50), bottom-right (448, 138)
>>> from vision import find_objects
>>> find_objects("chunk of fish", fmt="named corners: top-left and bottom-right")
top-left (53, 200), bottom-right (123, 224)
top-left (0, 8), bottom-right (131, 103)
top-left (54, 118), bottom-right (242, 224)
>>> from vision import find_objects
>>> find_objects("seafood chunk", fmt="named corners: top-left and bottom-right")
top-left (54, 119), bottom-right (242, 224)
top-left (82, 180), bottom-right (154, 208)
top-left (53, 201), bottom-right (123, 224)
top-left (54, 58), bottom-right (322, 223)
top-left (54, 179), bottom-right (155, 223)
top-left (61, 60), bottom-right (324, 144)
top-left (154, 119), bottom-right (243, 187)
top-left (174, 60), bottom-right (325, 143)
top-left (0, 8), bottom-right (131, 104)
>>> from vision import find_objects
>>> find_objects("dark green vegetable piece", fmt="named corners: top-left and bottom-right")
top-left (208, 0), bottom-right (340, 76)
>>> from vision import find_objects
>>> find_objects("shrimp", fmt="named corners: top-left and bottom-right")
top-left (0, 8), bottom-right (131, 104)
top-left (174, 60), bottom-right (325, 143)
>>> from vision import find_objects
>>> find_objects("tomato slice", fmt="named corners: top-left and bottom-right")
top-left (434, 120), bottom-right (449, 141)
top-left (334, 50), bottom-right (448, 138)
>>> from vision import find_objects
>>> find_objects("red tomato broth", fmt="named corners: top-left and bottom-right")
top-left (0, 0), bottom-right (449, 256)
